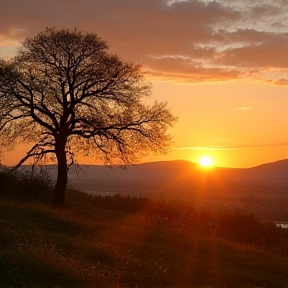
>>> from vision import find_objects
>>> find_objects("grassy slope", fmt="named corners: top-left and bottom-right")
top-left (0, 189), bottom-right (288, 288)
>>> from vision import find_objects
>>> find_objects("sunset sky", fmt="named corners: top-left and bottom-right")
top-left (0, 0), bottom-right (287, 168)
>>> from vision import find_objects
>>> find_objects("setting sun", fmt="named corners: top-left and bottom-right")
top-left (199, 156), bottom-right (213, 168)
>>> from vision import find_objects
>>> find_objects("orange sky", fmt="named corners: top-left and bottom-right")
top-left (0, 0), bottom-right (287, 168)
top-left (146, 81), bottom-right (288, 167)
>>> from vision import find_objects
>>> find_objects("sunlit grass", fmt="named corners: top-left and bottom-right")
top-left (0, 193), bottom-right (287, 287)
top-left (0, 172), bottom-right (288, 287)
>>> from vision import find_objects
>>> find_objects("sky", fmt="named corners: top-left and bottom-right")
top-left (0, 0), bottom-right (287, 167)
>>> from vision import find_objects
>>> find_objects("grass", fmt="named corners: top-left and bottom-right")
top-left (0, 172), bottom-right (288, 287)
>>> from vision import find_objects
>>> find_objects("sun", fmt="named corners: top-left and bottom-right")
top-left (199, 156), bottom-right (214, 168)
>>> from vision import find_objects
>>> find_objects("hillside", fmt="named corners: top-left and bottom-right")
top-left (1, 166), bottom-right (288, 287)
top-left (1, 187), bottom-right (288, 287)
top-left (63, 159), bottom-right (288, 223)
top-left (243, 159), bottom-right (288, 182)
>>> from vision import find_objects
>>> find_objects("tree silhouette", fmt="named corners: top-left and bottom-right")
top-left (0, 28), bottom-right (176, 206)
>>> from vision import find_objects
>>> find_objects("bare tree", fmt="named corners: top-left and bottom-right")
top-left (0, 28), bottom-right (176, 206)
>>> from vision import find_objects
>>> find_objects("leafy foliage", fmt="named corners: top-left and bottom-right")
top-left (0, 28), bottom-right (176, 205)
top-left (0, 28), bottom-right (175, 166)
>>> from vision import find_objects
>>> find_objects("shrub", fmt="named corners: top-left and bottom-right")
top-left (0, 168), bottom-right (53, 202)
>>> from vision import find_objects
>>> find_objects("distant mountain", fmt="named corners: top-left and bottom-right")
top-left (67, 159), bottom-right (199, 181)
top-left (17, 159), bottom-right (288, 184)
top-left (243, 159), bottom-right (288, 183)
top-left (14, 159), bottom-right (287, 200)
top-left (65, 159), bottom-right (288, 183)
top-left (212, 159), bottom-right (288, 183)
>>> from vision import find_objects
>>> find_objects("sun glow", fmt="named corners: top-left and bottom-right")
top-left (199, 156), bottom-right (214, 168)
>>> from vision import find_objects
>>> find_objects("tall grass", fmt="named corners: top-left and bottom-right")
top-left (0, 171), bottom-right (288, 287)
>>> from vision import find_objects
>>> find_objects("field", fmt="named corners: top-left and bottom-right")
top-left (1, 171), bottom-right (288, 287)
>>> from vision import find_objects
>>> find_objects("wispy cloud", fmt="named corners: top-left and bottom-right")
top-left (234, 100), bottom-right (275, 111)
top-left (173, 146), bottom-right (237, 151)
top-left (234, 106), bottom-right (254, 111)
top-left (174, 142), bottom-right (288, 151)
top-left (0, 0), bottom-right (287, 84)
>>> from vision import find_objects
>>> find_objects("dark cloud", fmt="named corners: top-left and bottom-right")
top-left (0, 0), bottom-right (287, 84)
top-left (213, 29), bottom-right (276, 44)
top-left (218, 35), bottom-right (288, 68)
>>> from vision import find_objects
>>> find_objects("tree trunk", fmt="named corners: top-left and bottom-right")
top-left (52, 137), bottom-right (67, 207)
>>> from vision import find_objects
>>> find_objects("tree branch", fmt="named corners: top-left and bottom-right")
top-left (10, 144), bottom-right (55, 173)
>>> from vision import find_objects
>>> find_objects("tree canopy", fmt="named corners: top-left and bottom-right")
top-left (0, 28), bottom-right (176, 206)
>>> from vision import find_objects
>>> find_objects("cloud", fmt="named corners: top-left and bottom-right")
top-left (234, 106), bottom-right (253, 111)
top-left (234, 100), bottom-right (275, 111)
top-left (174, 142), bottom-right (288, 151)
top-left (218, 35), bottom-right (288, 69)
top-left (0, 0), bottom-right (287, 84)
top-left (270, 78), bottom-right (288, 86)
top-left (173, 146), bottom-right (236, 151)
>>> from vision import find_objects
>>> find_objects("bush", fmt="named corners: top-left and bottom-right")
top-left (0, 169), bottom-right (53, 202)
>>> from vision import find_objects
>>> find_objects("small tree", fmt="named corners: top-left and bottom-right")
top-left (0, 28), bottom-right (176, 206)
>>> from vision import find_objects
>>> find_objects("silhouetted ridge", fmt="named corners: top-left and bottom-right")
top-left (14, 159), bottom-right (288, 184)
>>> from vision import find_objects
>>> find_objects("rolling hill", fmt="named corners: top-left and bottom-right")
top-left (65, 159), bottom-right (288, 182)
top-left (9, 159), bottom-right (288, 221)
top-left (15, 159), bottom-right (288, 199)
